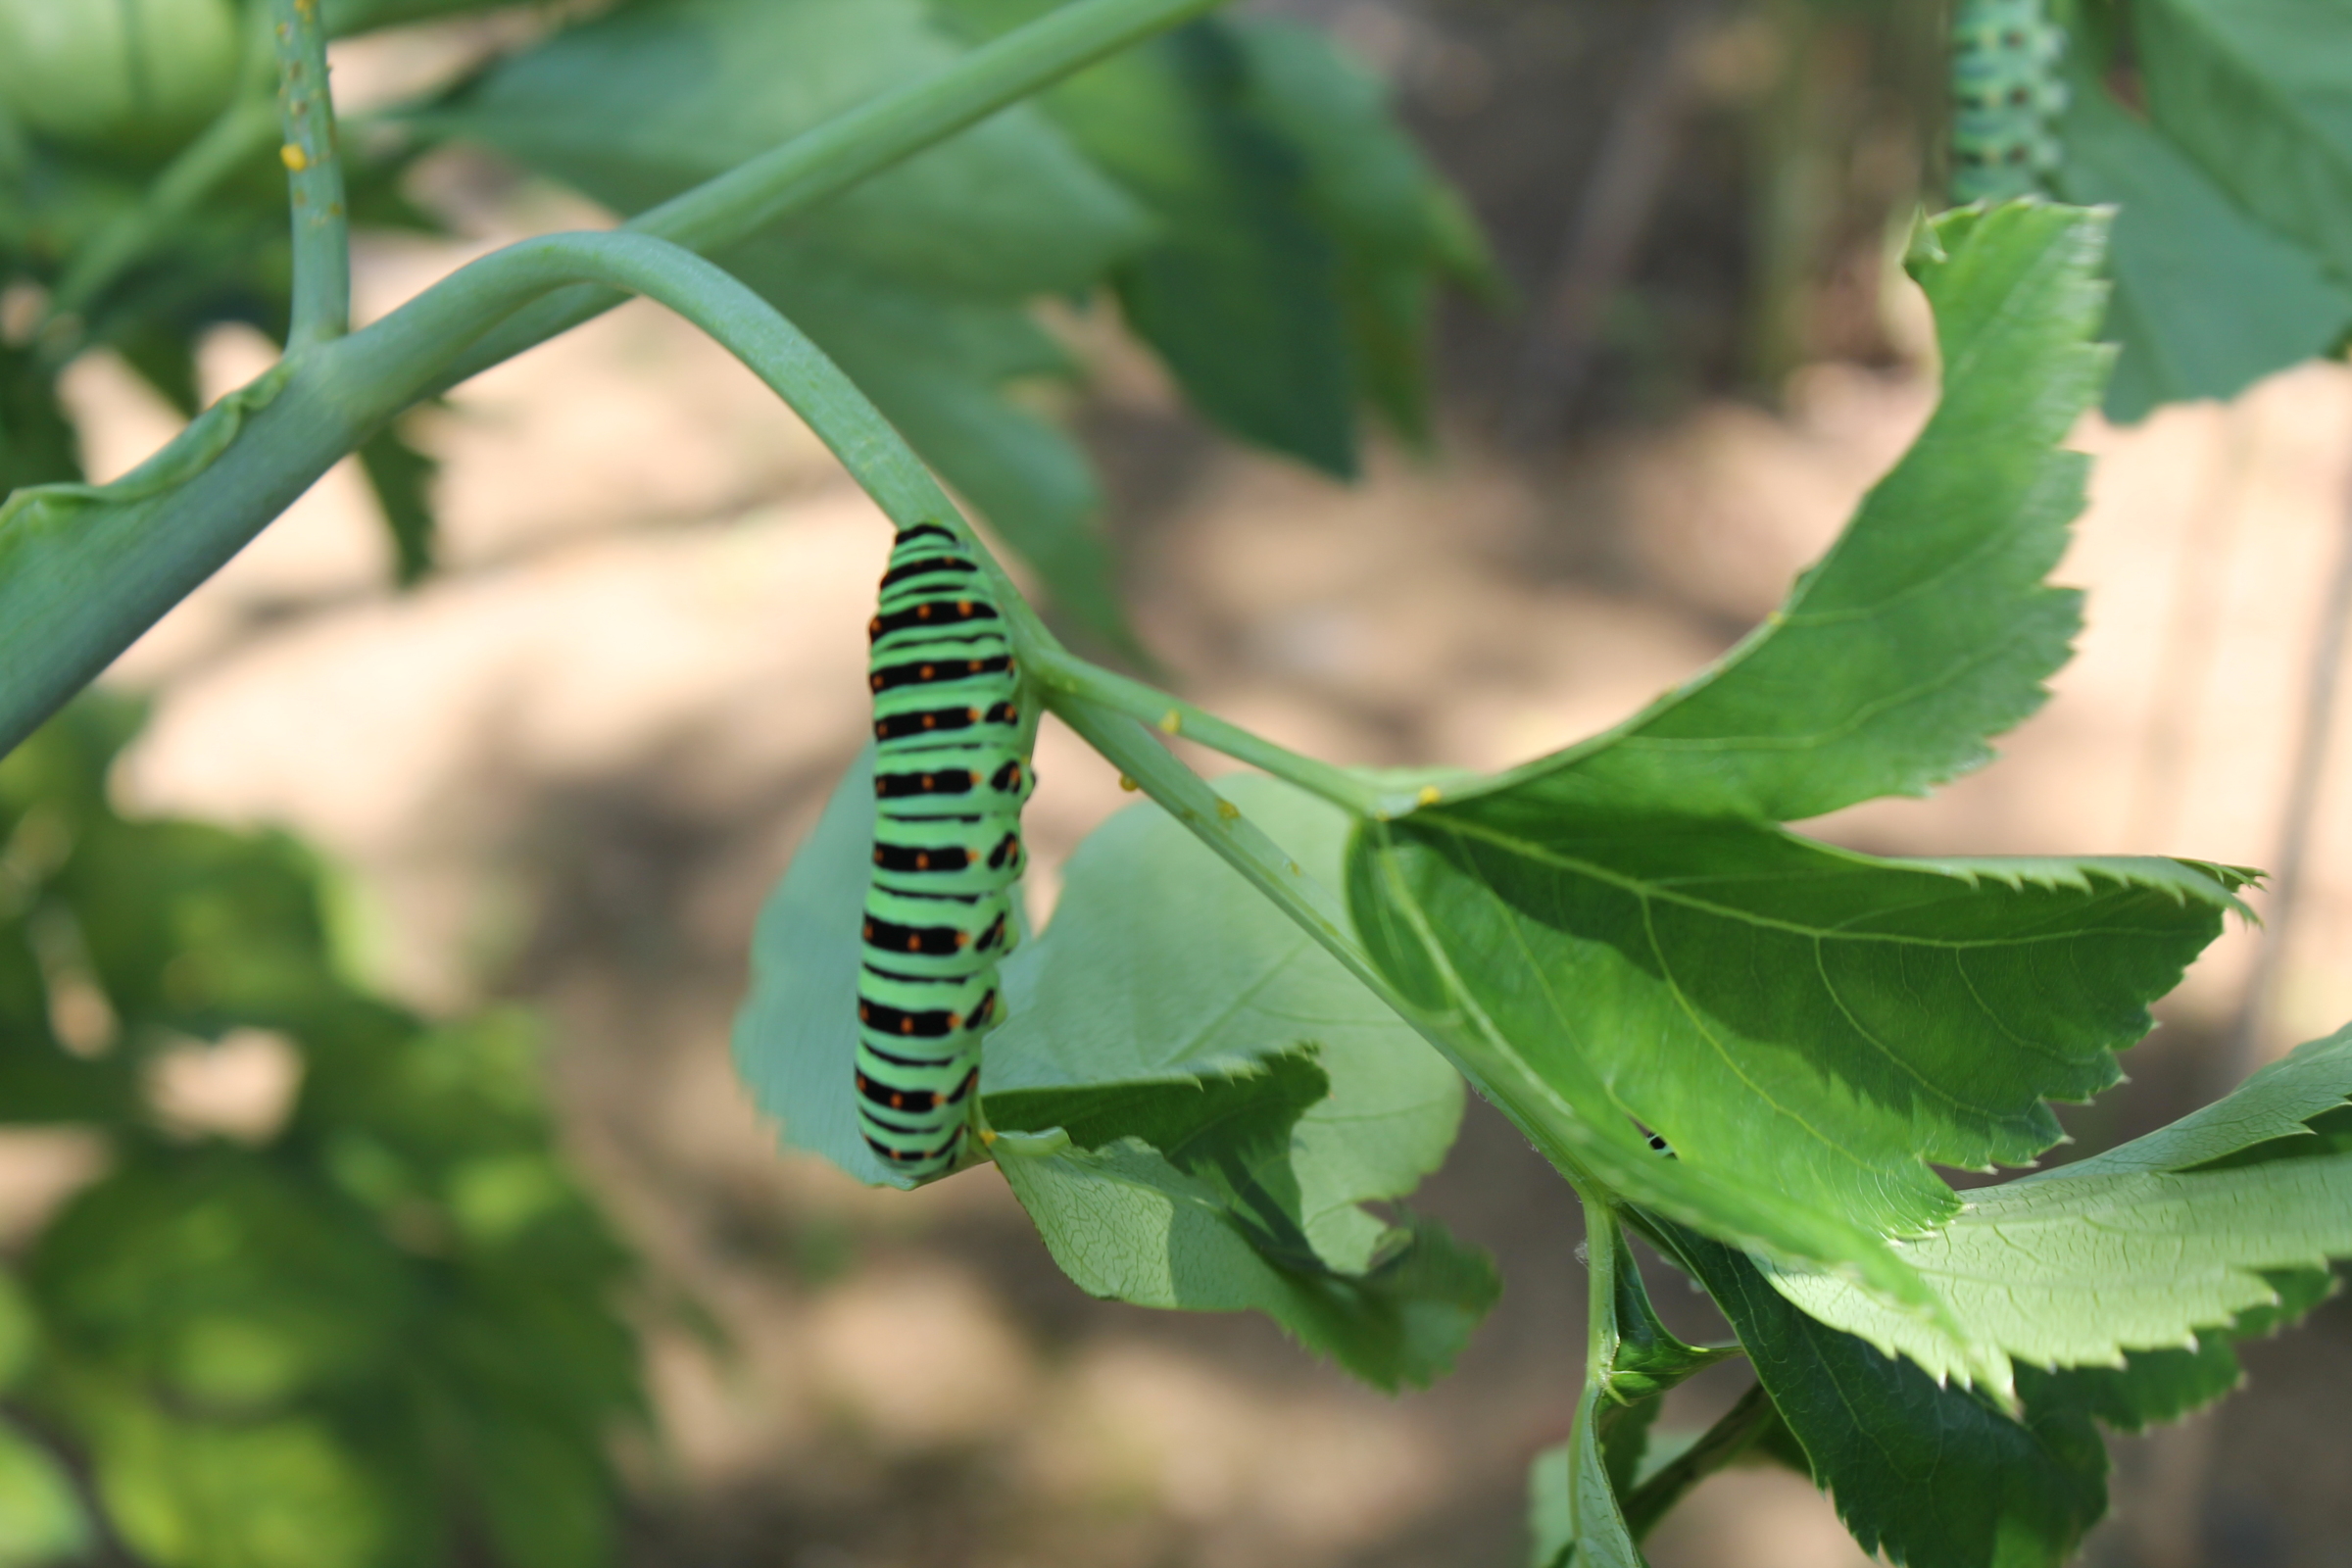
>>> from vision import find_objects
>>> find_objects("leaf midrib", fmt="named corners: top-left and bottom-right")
top-left (1425, 816), bottom-right (2205, 952)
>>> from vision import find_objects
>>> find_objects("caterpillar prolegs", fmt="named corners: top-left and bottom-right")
top-left (857, 523), bottom-right (1032, 1178)
top-left (1950, 0), bottom-right (2067, 204)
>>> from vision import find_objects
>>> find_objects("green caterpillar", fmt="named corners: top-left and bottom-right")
top-left (856, 522), bottom-right (1031, 1178)
top-left (1950, 0), bottom-right (2067, 203)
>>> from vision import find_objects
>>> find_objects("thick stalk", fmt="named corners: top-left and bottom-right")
top-left (0, 232), bottom-right (961, 755)
top-left (272, 0), bottom-right (350, 347)
top-left (1567, 1198), bottom-right (1643, 1564)
top-left (418, 0), bottom-right (1223, 396)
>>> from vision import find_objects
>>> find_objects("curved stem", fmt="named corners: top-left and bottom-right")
top-left (419, 0), bottom-right (1224, 397)
top-left (0, 230), bottom-right (985, 756)
top-left (1027, 648), bottom-right (1386, 815)
top-left (272, 0), bottom-right (350, 347)
top-left (323, 230), bottom-right (967, 536)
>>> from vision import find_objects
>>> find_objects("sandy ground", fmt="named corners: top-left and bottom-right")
top-left (16, 200), bottom-right (2352, 1567)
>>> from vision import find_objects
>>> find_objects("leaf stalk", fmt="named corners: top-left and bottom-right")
top-left (272, 0), bottom-right (351, 348)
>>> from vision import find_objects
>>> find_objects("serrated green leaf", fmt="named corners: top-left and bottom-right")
top-left (0, 1418), bottom-right (91, 1568)
top-left (732, 747), bottom-right (900, 1189)
top-left (1430, 201), bottom-right (2110, 826)
top-left (2051, 76), bottom-right (2352, 423)
top-left (1340, 203), bottom-right (2248, 1341)
top-left (1648, 1215), bottom-right (2109, 1568)
top-left (1350, 811), bottom-right (2243, 1320)
top-left (2039, 1267), bottom-right (2335, 1431)
top-left (2136, 0), bottom-right (2352, 279)
top-left (1765, 1021), bottom-right (2352, 1392)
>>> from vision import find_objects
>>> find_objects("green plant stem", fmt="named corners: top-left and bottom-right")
top-left (1027, 650), bottom-right (1386, 815)
top-left (1570, 1195), bottom-right (1632, 1554)
top-left (418, 0), bottom-right (1225, 397)
top-left (1619, 1380), bottom-right (1783, 1540)
top-left (272, 0), bottom-right (351, 347)
top-left (0, 231), bottom-right (959, 756)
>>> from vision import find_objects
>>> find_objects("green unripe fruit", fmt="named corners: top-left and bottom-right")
top-left (0, 0), bottom-right (243, 154)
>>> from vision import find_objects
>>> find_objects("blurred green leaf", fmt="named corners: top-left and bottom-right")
top-left (941, 1), bottom-right (1492, 468)
top-left (1226, 21), bottom-right (1502, 446)
top-left (421, 0), bottom-right (1145, 640)
top-left (29, 1154), bottom-right (412, 1409)
top-left (0, 1274), bottom-right (35, 1393)
top-left (0, 345), bottom-right (80, 496)
top-left (0, 701), bottom-right (642, 1568)
top-left (0, 1417), bottom-right (91, 1568)
top-left (357, 423), bottom-right (439, 588)
top-left (85, 1398), bottom-right (398, 1568)
top-left (2136, 0), bottom-right (2352, 279)
top-left (2051, 75), bottom-right (2352, 422)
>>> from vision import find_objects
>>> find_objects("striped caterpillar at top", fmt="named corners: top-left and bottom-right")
top-left (1950, 0), bottom-right (2067, 203)
top-left (856, 522), bottom-right (1032, 1179)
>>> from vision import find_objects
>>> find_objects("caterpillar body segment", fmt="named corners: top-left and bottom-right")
top-left (857, 523), bottom-right (1030, 1180)
top-left (1950, 0), bottom-right (2067, 203)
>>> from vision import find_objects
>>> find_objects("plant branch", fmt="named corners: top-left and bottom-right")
top-left (1568, 1194), bottom-right (1629, 1552)
top-left (272, 0), bottom-right (351, 347)
top-left (1620, 1380), bottom-right (1783, 1539)
top-left (419, 0), bottom-right (1225, 397)
top-left (1026, 650), bottom-right (1386, 816)
top-left (0, 231), bottom-right (966, 756)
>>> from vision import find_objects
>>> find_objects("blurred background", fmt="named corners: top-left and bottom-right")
top-left (9, 0), bottom-right (2352, 1564)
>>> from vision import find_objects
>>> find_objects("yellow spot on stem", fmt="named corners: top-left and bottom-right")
top-left (1117, 774), bottom-right (1139, 792)
top-left (1215, 800), bottom-right (1241, 823)
top-left (1416, 785), bottom-right (1443, 807)
top-left (1158, 710), bottom-right (1183, 735)
top-left (979, 1128), bottom-right (998, 1147)
top-left (279, 144), bottom-right (310, 172)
